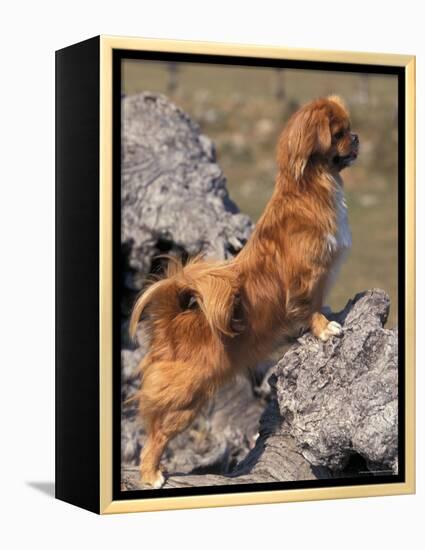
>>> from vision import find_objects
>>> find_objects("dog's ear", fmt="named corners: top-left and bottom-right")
top-left (315, 110), bottom-right (331, 154)
top-left (278, 105), bottom-right (331, 181)
top-left (196, 275), bottom-right (245, 338)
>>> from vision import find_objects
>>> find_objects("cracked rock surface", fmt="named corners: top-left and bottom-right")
top-left (274, 289), bottom-right (398, 476)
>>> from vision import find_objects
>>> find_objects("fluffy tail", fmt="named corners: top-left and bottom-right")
top-left (129, 278), bottom-right (169, 340)
top-left (129, 255), bottom-right (185, 339)
top-left (129, 256), bottom-right (245, 341)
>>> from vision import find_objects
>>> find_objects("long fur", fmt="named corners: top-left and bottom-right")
top-left (129, 95), bottom-right (359, 488)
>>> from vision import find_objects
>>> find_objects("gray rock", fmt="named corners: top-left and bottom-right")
top-left (274, 289), bottom-right (398, 475)
top-left (121, 92), bottom-right (253, 290)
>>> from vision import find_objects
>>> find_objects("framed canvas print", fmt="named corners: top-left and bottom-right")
top-left (55, 35), bottom-right (415, 514)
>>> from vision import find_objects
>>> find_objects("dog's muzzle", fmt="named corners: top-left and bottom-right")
top-left (333, 133), bottom-right (359, 169)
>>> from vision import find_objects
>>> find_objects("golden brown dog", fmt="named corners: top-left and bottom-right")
top-left (129, 95), bottom-right (359, 488)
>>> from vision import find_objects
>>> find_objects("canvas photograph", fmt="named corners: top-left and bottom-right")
top-left (116, 52), bottom-right (404, 498)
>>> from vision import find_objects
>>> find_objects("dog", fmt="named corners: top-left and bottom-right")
top-left (129, 95), bottom-right (359, 488)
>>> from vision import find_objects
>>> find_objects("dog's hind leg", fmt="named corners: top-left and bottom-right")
top-left (139, 426), bottom-right (168, 489)
top-left (140, 408), bottom-right (198, 488)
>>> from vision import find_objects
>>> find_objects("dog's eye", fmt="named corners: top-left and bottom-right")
top-left (334, 130), bottom-right (344, 140)
top-left (179, 291), bottom-right (198, 311)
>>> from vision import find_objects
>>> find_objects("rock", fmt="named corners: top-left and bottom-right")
top-left (121, 92), bottom-right (253, 291)
top-left (274, 289), bottom-right (398, 475)
top-left (121, 290), bottom-right (398, 489)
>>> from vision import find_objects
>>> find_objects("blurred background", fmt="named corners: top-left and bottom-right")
top-left (122, 59), bottom-right (398, 327)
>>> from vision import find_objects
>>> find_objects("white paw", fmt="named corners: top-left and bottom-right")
top-left (318, 321), bottom-right (342, 342)
top-left (151, 471), bottom-right (165, 489)
top-left (141, 471), bottom-right (165, 489)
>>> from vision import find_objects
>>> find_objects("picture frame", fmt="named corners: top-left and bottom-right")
top-left (55, 35), bottom-right (415, 514)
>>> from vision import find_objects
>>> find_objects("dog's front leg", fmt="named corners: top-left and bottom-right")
top-left (307, 276), bottom-right (342, 342)
top-left (310, 311), bottom-right (342, 342)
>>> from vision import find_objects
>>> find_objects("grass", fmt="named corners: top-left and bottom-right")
top-left (122, 59), bottom-right (399, 327)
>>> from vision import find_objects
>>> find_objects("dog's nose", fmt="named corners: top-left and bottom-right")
top-left (351, 133), bottom-right (359, 145)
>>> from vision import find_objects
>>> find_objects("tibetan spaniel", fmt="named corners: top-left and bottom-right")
top-left (129, 95), bottom-right (359, 488)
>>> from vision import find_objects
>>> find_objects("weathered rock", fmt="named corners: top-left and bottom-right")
top-left (122, 92), bottom-right (253, 291)
top-left (274, 289), bottom-right (398, 475)
top-left (122, 289), bottom-right (398, 489)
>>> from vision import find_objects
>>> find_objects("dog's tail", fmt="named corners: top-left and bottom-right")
top-left (129, 255), bottom-right (184, 340)
top-left (129, 278), bottom-right (167, 340)
top-left (129, 256), bottom-right (245, 341)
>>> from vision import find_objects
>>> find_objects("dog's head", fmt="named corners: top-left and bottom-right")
top-left (129, 257), bottom-right (245, 349)
top-left (278, 95), bottom-right (359, 181)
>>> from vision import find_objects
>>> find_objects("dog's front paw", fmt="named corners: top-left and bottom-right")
top-left (318, 320), bottom-right (342, 342)
top-left (140, 470), bottom-right (165, 489)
